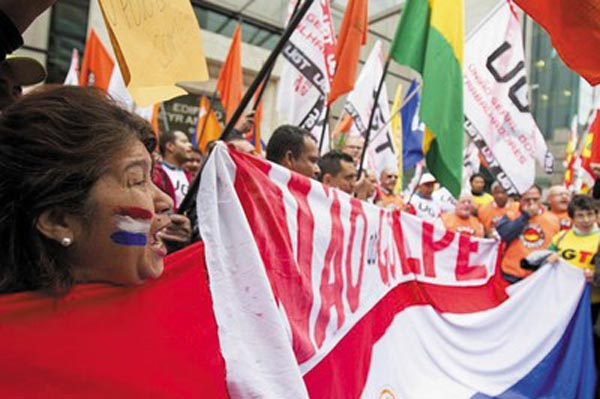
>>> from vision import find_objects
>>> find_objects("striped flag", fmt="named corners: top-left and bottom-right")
top-left (390, 0), bottom-right (464, 197)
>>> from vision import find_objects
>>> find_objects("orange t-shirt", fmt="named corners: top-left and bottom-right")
top-left (478, 201), bottom-right (519, 237)
top-left (501, 211), bottom-right (560, 278)
top-left (441, 213), bottom-right (484, 238)
top-left (378, 191), bottom-right (405, 210)
top-left (551, 210), bottom-right (572, 231)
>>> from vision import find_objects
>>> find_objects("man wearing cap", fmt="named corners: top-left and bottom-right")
top-left (409, 173), bottom-right (441, 222)
top-left (0, 55), bottom-right (46, 109)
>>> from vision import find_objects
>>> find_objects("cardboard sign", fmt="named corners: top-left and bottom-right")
top-left (99, 0), bottom-right (209, 105)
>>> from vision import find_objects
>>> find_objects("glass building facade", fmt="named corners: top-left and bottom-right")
top-left (45, 0), bottom-right (282, 83)
top-left (527, 21), bottom-right (580, 140)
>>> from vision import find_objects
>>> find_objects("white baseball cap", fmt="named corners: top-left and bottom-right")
top-left (420, 172), bottom-right (437, 185)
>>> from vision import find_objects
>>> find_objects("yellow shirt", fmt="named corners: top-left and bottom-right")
top-left (472, 192), bottom-right (494, 209)
top-left (549, 229), bottom-right (600, 303)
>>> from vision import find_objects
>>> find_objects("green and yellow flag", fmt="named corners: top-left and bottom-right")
top-left (389, 0), bottom-right (463, 197)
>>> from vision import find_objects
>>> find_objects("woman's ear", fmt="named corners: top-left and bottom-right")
top-left (36, 208), bottom-right (79, 245)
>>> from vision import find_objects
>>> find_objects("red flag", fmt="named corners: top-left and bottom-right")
top-left (216, 25), bottom-right (244, 122)
top-left (0, 242), bottom-right (228, 398)
top-left (588, 110), bottom-right (600, 165)
top-left (327, 0), bottom-right (368, 104)
top-left (514, 0), bottom-right (600, 85)
top-left (79, 29), bottom-right (115, 91)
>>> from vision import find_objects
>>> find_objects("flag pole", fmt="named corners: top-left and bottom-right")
top-left (220, 0), bottom-right (314, 142)
top-left (178, 0), bottom-right (315, 219)
top-left (318, 105), bottom-right (330, 153)
top-left (363, 80), bottom-right (421, 144)
top-left (357, 55), bottom-right (391, 179)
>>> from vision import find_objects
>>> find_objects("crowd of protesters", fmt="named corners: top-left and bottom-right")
top-left (1, 2), bottom-right (600, 393)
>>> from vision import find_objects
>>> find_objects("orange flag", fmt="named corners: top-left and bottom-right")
top-left (195, 96), bottom-right (223, 154)
top-left (327, 0), bottom-right (368, 104)
top-left (79, 29), bottom-right (115, 91)
top-left (514, 0), bottom-right (600, 85)
top-left (216, 25), bottom-right (243, 123)
top-left (253, 101), bottom-right (263, 154)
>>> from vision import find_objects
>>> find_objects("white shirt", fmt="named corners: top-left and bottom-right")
top-left (432, 187), bottom-right (456, 214)
top-left (162, 162), bottom-right (189, 208)
top-left (410, 194), bottom-right (441, 222)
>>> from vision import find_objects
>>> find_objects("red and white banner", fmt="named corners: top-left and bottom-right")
top-left (344, 40), bottom-right (398, 177)
top-left (276, 0), bottom-right (336, 141)
top-left (464, 1), bottom-right (553, 195)
top-left (197, 144), bottom-right (592, 398)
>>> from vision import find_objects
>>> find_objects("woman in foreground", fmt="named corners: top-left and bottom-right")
top-left (0, 86), bottom-right (173, 294)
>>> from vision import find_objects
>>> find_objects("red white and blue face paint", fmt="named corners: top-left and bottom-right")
top-left (110, 207), bottom-right (153, 247)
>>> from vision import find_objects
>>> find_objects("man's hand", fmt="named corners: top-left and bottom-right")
top-left (354, 171), bottom-right (375, 200)
top-left (584, 268), bottom-right (595, 283)
top-left (521, 201), bottom-right (541, 218)
top-left (159, 214), bottom-right (192, 244)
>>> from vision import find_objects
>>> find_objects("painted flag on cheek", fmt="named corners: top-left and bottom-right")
top-left (110, 207), bottom-right (153, 247)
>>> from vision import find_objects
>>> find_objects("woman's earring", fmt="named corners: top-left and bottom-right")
top-left (61, 237), bottom-right (73, 247)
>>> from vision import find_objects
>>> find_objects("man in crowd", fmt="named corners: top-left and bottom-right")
top-left (318, 151), bottom-right (356, 195)
top-left (376, 168), bottom-right (405, 210)
top-left (0, 55), bottom-right (46, 110)
top-left (478, 182), bottom-right (518, 237)
top-left (409, 173), bottom-right (441, 222)
top-left (266, 125), bottom-right (320, 179)
top-left (470, 173), bottom-right (494, 210)
top-left (496, 185), bottom-right (560, 282)
top-left (440, 192), bottom-right (484, 237)
top-left (546, 185), bottom-right (572, 230)
top-left (184, 149), bottom-right (203, 178)
top-left (153, 130), bottom-right (193, 211)
top-left (341, 135), bottom-right (364, 166)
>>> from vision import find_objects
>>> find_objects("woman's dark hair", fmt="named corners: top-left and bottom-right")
top-left (568, 194), bottom-right (597, 218)
top-left (0, 86), bottom-right (156, 294)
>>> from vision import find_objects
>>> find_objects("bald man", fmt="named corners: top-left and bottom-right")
top-left (440, 192), bottom-right (484, 237)
top-left (547, 185), bottom-right (572, 230)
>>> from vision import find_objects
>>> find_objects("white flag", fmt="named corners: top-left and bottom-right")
top-left (276, 0), bottom-right (336, 142)
top-left (63, 49), bottom-right (79, 86)
top-left (464, 1), bottom-right (553, 195)
top-left (344, 40), bottom-right (397, 178)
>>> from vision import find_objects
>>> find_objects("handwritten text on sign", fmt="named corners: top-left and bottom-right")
top-left (99, 0), bottom-right (209, 105)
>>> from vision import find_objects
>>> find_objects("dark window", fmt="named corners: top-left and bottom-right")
top-left (46, 0), bottom-right (90, 83)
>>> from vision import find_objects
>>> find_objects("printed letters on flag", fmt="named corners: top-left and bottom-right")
top-left (198, 144), bottom-right (594, 398)
top-left (344, 40), bottom-right (398, 178)
top-left (276, 0), bottom-right (336, 138)
top-left (464, 1), bottom-right (553, 195)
